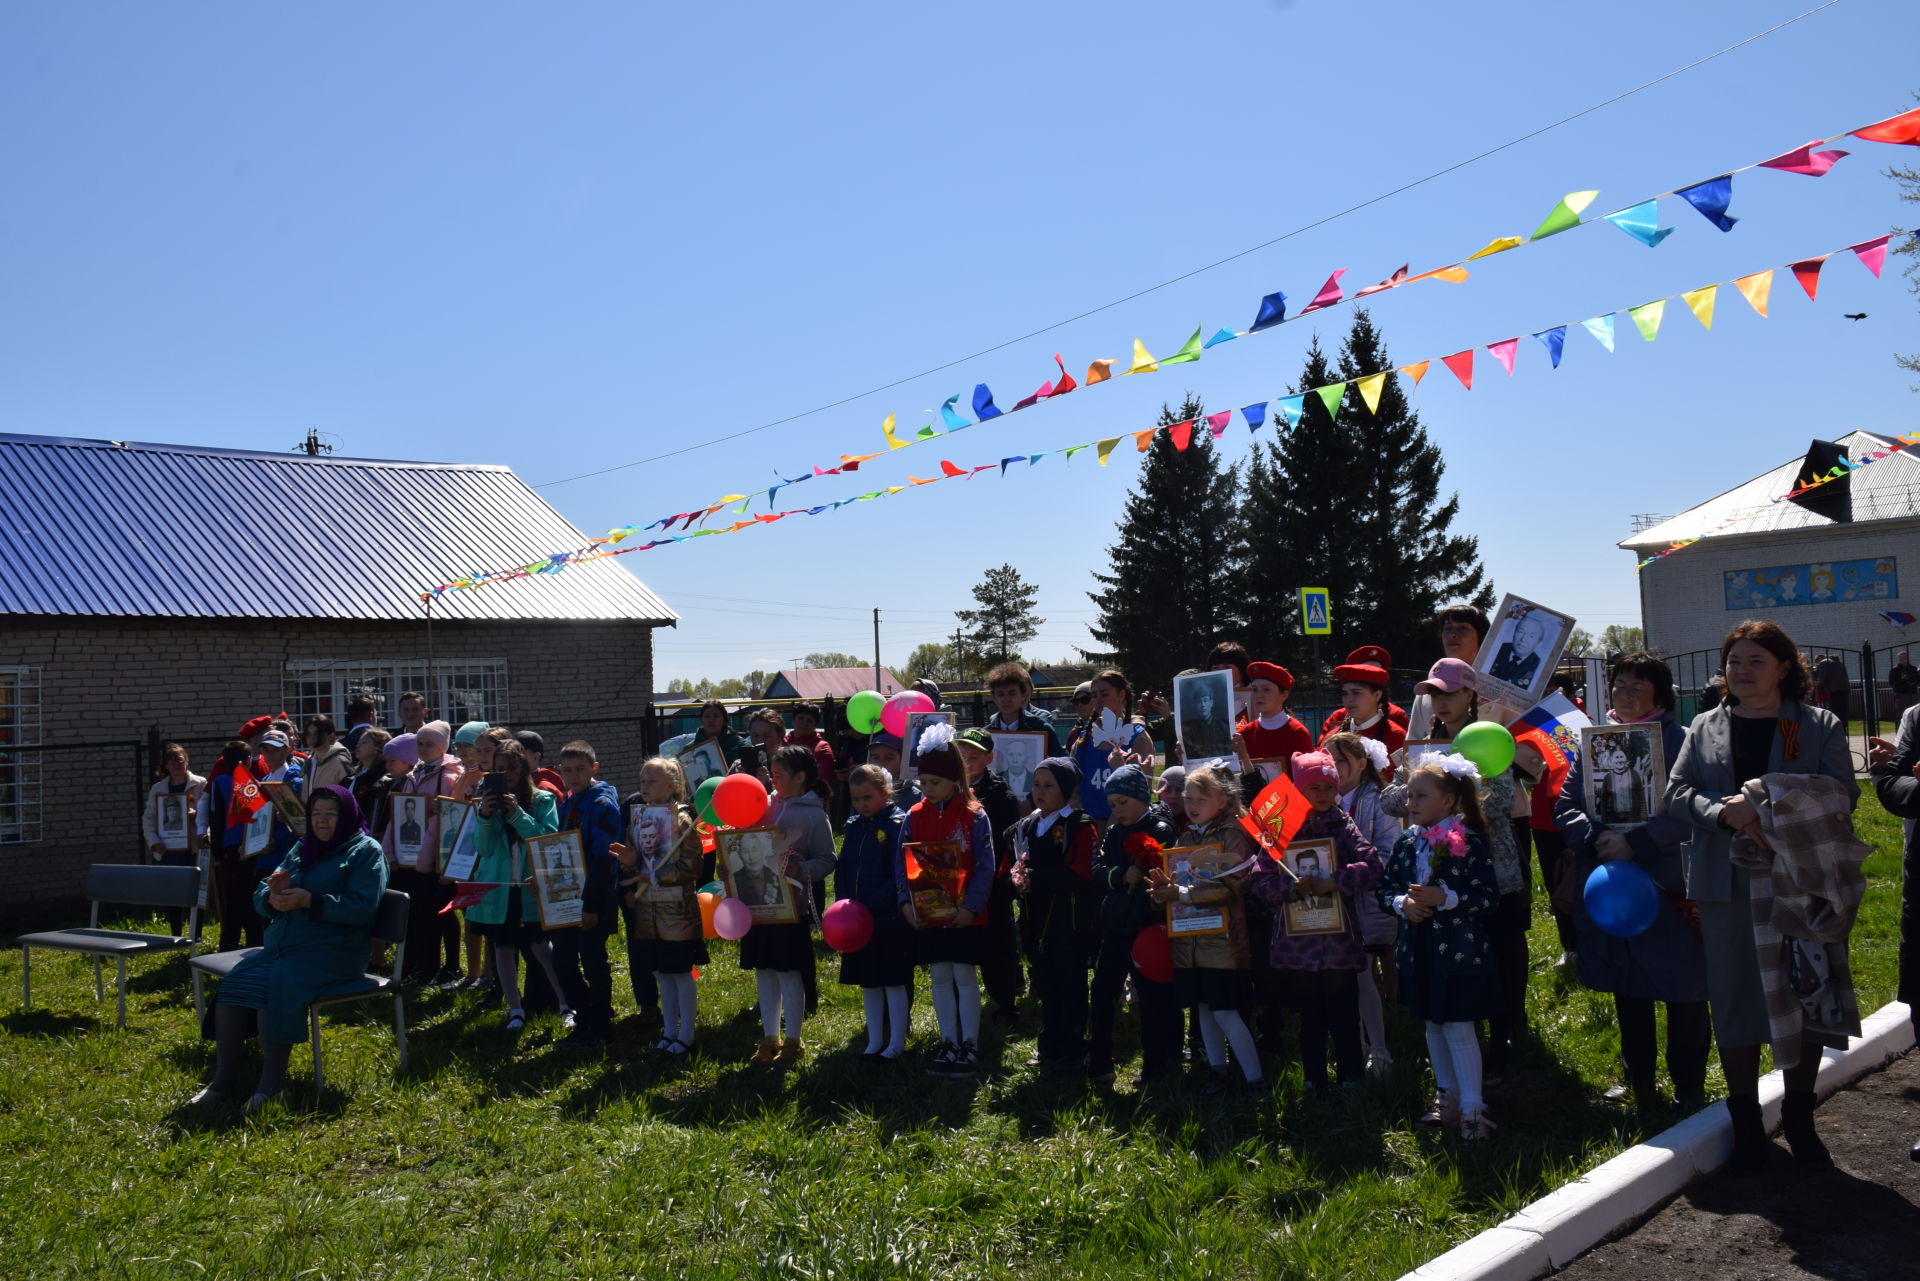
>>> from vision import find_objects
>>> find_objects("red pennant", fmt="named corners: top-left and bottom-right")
top-left (1050, 354), bottom-right (1077, 396)
top-left (939, 459), bottom-right (966, 477)
top-left (1853, 106), bottom-right (1920, 146)
top-left (442, 883), bottom-right (505, 914)
top-left (1239, 773), bottom-right (1310, 856)
top-left (1441, 349), bottom-right (1475, 390)
top-left (1790, 255), bottom-right (1828, 301)
top-left (1169, 421), bottom-right (1193, 451)
top-left (1012, 379), bottom-right (1054, 411)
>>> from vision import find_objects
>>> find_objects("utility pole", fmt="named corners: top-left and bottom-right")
top-left (873, 608), bottom-right (882, 691)
top-left (952, 627), bottom-right (964, 686)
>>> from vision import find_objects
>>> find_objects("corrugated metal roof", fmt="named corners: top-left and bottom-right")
top-left (0, 433), bottom-right (678, 623)
top-left (765, 667), bottom-right (905, 700)
top-left (1619, 431), bottom-right (1920, 551)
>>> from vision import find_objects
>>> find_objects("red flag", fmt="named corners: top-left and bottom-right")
top-left (441, 882), bottom-right (505, 914)
top-left (227, 761), bottom-right (269, 827)
top-left (1239, 773), bottom-right (1310, 857)
top-left (1853, 106), bottom-right (1920, 147)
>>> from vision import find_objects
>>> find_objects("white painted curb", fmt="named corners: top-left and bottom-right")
top-left (1399, 1000), bottom-right (1916, 1281)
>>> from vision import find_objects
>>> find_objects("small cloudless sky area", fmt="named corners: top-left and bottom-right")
top-left (4, 1), bottom-right (1918, 686)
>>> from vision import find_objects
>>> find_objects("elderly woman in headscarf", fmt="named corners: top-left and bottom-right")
top-left (192, 784), bottom-right (389, 1112)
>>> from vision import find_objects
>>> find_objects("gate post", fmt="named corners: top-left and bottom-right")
top-left (1860, 641), bottom-right (1879, 742)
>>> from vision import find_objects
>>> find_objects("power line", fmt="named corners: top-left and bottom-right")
top-left (534, 1), bottom-right (1840, 492)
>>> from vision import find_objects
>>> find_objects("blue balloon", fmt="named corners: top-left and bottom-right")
top-left (1584, 861), bottom-right (1661, 939)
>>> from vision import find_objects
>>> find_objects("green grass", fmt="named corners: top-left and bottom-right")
top-left (0, 797), bottom-right (1905, 1281)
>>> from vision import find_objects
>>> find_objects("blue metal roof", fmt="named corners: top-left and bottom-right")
top-left (0, 433), bottom-right (678, 624)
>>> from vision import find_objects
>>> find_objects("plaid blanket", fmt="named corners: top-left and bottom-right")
top-left (1728, 773), bottom-right (1869, 1069)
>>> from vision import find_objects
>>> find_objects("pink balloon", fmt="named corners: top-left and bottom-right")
top-left (713, 897), bottom-right (753, 940)
top-left (821, 899), bottom-right (874, 954)
top-left (880, 690), bottom-right (934, 738)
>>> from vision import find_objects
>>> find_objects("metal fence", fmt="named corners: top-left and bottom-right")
top-left (1657, 640), bottom-right (1898, 739)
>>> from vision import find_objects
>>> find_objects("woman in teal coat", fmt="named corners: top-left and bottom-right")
top-left (192, 784), bottom-right (388, 1112)
top-left (463, 739), bottom-right (567, 1032)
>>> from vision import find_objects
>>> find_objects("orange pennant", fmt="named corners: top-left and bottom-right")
top-left (1407, 265), bottom-right (1471, 285)
top-left (1086, 359), bottom-right (1116, 385)
top-left (1133, 429), bottom-right (1156, 452)
top-left (1732, 270), bottom-right (1773, 317)
top-left (1399, 361), bottom-right (1430, 386)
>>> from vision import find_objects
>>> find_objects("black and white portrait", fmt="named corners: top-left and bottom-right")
top-left (900, 711), bottom-right (953, 781)
top-left (154, 794), bottom-right (190, 850)
top-left (720, 827), bottom-right (797, 922)
top-left (1475, 593), bottom-right (1576, 709)
top-left (392, 794), bottom-right (427, 864)
top-left (1175, 669), bottom-right (1237, 767)
top-left (1581, 724), bottom-right (1664, 828)
top-left (989, 731), bottom-right (1047, 800)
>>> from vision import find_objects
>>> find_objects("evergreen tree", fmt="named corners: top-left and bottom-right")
top-left (956, 564), bottom-right (1043, 672)
top-left (1088, 396), bottom-right (1247, 689)
top-left (1241, 311), bottom-right (1491, 672)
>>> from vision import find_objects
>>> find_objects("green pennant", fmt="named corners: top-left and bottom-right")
top-left (915, 424), bottom-right (940, 441)
top-left (1315, 382), bottom-right (1346, 418)
top-left (1628, 299), bottom-right (1666, 342)
top-left (1530, 189), bottom-right (1599, 240)
top-left (1064, 444), bottom-right (1090, 461)
top-left (1160, 323), bottom-right (1206, 366)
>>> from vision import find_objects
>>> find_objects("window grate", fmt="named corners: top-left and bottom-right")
top-left (0, 666), bottom-right (44, 844)
top-left (282, 659), bottom-right (509, 728)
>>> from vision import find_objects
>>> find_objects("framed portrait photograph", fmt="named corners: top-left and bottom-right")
top-left (1580, 724), bottom-right (1667, 829)
top-left (717, 826), bottom-right (797, 923)
top-left (243, 805), bottom-right (274, 857)
top-left (435, 797), bottom-right (473, 875)
top-left (260, 780), bottom-right (307, 838)
top-left (1472, 593), bottom-right (1577, 713)
top-left (902, 840), bottom-right (972, 926)
top-left (153, 793), bottom-right (193, 852)
top-left (900, 711), bottom-right (953, 780)
top-left (1280, 837), bottom-right (1348, 937)
top-left (988, 731), bottom-right (1047, 800)
top-left (1174, 669), bottom-right (1238, 769)
top-left (391, 793), bottom-right (428, 867)
top-left (629, 803), bottom-right (680, 873)
top-left (1165, 843), bottom-right (1235, 938)
top-left (528, 830), bottom-right (587, 929)
top-left (676, 739), bottom-right (727, 789)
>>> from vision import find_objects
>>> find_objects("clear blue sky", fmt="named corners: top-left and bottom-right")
top-left (4, 2), bottom-right (1916, 687)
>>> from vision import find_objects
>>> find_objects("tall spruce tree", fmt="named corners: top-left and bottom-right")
top-left (1088, 396), bottom-right (1247, 689)
top-left (1240, 311), bottom-right (1491, 672)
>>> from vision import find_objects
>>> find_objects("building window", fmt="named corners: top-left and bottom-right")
top-left (282, 659), bottom-right (510, 728)
top-left (0, 666), bottom-right (44, 844)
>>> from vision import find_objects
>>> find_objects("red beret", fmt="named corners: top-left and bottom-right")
top-left (1334, 644), bottom-right (1391, 687)
top-left (1245, 661), bottom-right (1294, 690)
top-left (236, 714), bottom-right (275, 740)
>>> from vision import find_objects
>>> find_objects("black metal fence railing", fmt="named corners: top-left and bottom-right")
top-left (1657, 641), bottom-right (1899, 741)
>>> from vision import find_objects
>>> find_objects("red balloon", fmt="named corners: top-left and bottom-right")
top-left (821, 899), bottom-right (875, 953)
top-left (712, 774), bottom-right (770, 828)
top-left (1130, 924), bottom-right (1174, 984)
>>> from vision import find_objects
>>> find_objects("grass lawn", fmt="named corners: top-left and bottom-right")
top-left (0, 797), bottom-right (1906, 1281)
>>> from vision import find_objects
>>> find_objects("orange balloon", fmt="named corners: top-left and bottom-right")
top-left (697, 890), bottom-right (720, 940)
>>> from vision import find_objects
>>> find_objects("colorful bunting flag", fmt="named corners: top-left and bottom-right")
top-left (1530, 190), bottom-right (1599, 240)
top-left (939, 396), bottom-right (970, 432)
top-left (940, 460), bottom-right (966, 477)
top-left (1852, 235), bottom-right (1891, 278)
top-left (1315, 383), bottom-right (1346, 418)
top-left (1132, 429), bottom-right (1155, 453)
top-left (1790, 255), bottom-right (1827, 300)
top-left (1086, 358), bottom-right (1115, 385)
top-left (1242, 403), bottom-right (1267, 432)
top-left (1203, 328), bottom-right (1237, 349)
top-left (1096, 437), bottom-right (1121, 466)
top-left (1355, 372), bottom-right (1387, 414)
top-left (1628, 299), bottom-right (1665, 341)
top-left (1302, 270), bottom-right (1346, 314)
top-left (1275, 393), bottom-right (1307, 427)
top-left (996, 457), bottom-right (1024, 475)
top-left (1733, 270), bottom-right (1773, 317)
top-left (1051, 356), bottom-right (1077, 397)
top-left (1400, 361), bottom-right (1430, 385)
top-left (1681, 285), bottom-right (1717, 329)
top-left (1441, 350), bottom-right (1474, 390)
top-left (914, 424), bottom-right (939, 441)
top-left (1356, 265), bottom-right (1410, 297)
top-left (1581, 314), bottom-right (1616, 352)
top-left (1250, 291), bottom-right (1287, 332)
top-left (973, 384), bottom-right (1003, 420)
top-left (1169, 422), bottom-right (1194, 451)
top-left (1533, 327), bottom-right (1566, 368)
top-left (1676, 175), bottom-right (1738, 232)
top-left (1602, 201), bottom-right (1673, 248)
top-left (1125, 339), bottom-right (1158, 375)
top-left (1064, 444), bottom-right (1090, 461)
top-left (1408, 265), bottom-right (1472, 285)
top-left (882, 413), bottom-right (907, 450)
top-left (1852, 106), bottom-right (1920, 146)
top-left (1467, 236), bottom-right (1525, 260)
top-left (1758, 141), bottom-right (1849, 176)
top-left (1162, 325), bottom-right (1205, 366)
top-left (1206, 410), bottom-right (1232, 438)
top-left (1487, 338), bottom-right (1519, 376)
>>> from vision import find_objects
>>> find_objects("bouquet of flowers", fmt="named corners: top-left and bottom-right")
top-left (1124, 832), bottom-right (1164, 873)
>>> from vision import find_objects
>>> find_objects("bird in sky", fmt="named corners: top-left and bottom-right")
top-left (1844, 312), bottom-right (1869, 320)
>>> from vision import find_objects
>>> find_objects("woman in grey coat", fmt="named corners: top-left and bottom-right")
top-left (1667, 620), bottom-right (1856, 1171)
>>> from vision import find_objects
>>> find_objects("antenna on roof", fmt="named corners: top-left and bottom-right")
top-left (1628, 513), bottom-right (1666, 533)
top-left (294, 428), bottom-right (336, 457)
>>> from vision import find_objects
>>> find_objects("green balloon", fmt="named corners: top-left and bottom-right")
top-left (694, 776), bottom-right (722, 826)
top-left (847, 689), bottom-right (885, 734)
top-left (1453, 722), bottom-right (1516, 777)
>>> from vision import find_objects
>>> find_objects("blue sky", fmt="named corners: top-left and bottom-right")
top-left (4, 1), bottom-right (1917, 686)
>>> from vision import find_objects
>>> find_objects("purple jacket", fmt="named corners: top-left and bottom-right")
top-left (1247, 804), bottom-right (1382, 972)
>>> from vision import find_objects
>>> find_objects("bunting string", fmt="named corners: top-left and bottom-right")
top-left (422, 230), bottom-right (1905, 599)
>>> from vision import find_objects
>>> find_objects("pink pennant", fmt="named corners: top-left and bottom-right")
top-left (1790, 255), bottom-right (1828, 301)
top-left (1488, 338), bottom-right (1519, 376)
top-left (1301, 269), bottom-right (1347, 314)
top-left (1206, 411), bottom-right (1232, 439)
top-left (1355, 264), bottom-right (1409, 298)
top-left (1012, 379), bottom-right (1054, 411)
top-left (1757, 140), bottom-right (1850, 177)
top-left (1851, 235), bottom-right (1891, 278)
top-left (1441, 350), bottom-right (1474, 390)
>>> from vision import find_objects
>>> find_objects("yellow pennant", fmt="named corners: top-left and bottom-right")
top-left (1466, 236), bottom-right (1524, 261)
top-left (1733, 270), bottom-right (1772, 318)
top-left (1124, 339), bottom-right (1158, 375)
top-left (1681, 285), bottom-right (1717, 330)
top-left (1095, 436), bottom-right (1122, 466)
top-left (882, 413), bottom-right (908, 450)
top-left (1355, 372), bottom-right (1387, 414)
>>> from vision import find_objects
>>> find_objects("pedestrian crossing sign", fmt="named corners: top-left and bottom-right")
top-left (1299, 587), bottom-right (1331, 635)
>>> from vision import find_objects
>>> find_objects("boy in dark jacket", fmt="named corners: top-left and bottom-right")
top-left (956, 728), bottom-right (1026, 1020)
top-left (554, 741), bottom-right (623, 1045)
top-left (1087, 764), bottom-right (1180, 1085)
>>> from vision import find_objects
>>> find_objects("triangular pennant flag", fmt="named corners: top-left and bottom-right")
top-left (1487, 338), bottom-right (1519, 376)
top-left (1533, 327), bottom-right (1567, 368)
top-left (1206, 410), bottom-right (1233, 438)
top-left (1203, 327), bottom-right (1238, 348)
top-left (1314, 383), bottom-right (1346, 417)
top-left (940, 460), bottom-right (966, 477)
top-left (1050, 355), bottom-right (1077, 396)
top-left (972, 383), bottom-right (1003, 420)
top-left (1581, 314), bottom-right (1616, 352)
top-left (885, 486), bottom-right (905, 495)
top-left (766, 485), bottom-right (781, 507)
top-left (1399, 360), bottom-right (1430, 385)
top-left (841, 452), bottom-right (880, 469)
top-left (1241, 402), bottom-right (1268, 432)
top-left (1275, 393), bottom-right (1307, 427)
top-left (1733, 270), bottom-right (1773, 317)
top-left (1790, 256), bottom-right (1827, 301)
top-left (1161, 324), bottom-right (1205, 366)
top-left (1675, 175), bottom-right (1738, 232)
top-left (1027, 451), bottom-right (1050, 466)
top-left (1132, 429), bottom-right (1156, 453)
top-left (1602, 201), bottom-right (1673, 247)
top-left (1851, 235), bottom-right (1891, 278)
top-left (1758, 140), bottom-right (1850, 176)
top-left (1466, 235), bottom-right (1524, 260)
top-left (1301, 269), bottom-right (1346, 314)
top-left (1124, 339), bottom-right (1158, 375)
top-left (1681, 285), bottom-right (1717, 330)
top-left (939, 394), bottom-right (970, 432)
top-left (1355, 372), bottom-right (1387, 414)
top-left (1012, 379), bottom-right (1054, 411)
top-left (915, 424), bottom-right (940, 441)
top-left (1096, 436), bottom-right (1122, 466)
top-left (1628, 299), bottom-right (1666, 341)
top-left (997, 457), bottom-right (1025, 476)
top-left (1355, 265), bottom-right (1409, 297)
top-left (882, 413), bottom-right (907, 450)
top-left (1407, 265), bottom-right (1471, 285)
top-left (1085, 358), bottom-right (1115, 385)
top-left (908, 475), bottom-right (932, 487)
top-left (1852, 106), bottom-right (1920, 146)
top-left (1250, 291), bottom-right (1288, 331)
top-left (1064, 444), bottom-right (1090, 461)
top-left (1530, 190), bottom-right (1599, 240)
top-left (1441, 350), bottom-right (1474, 389)
top-left (1169, 421), bottom-right (1194, 451)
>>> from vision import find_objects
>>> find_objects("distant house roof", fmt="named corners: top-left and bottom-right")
top-left (763, 667), bottom-right (904, 700)
top-left (1620, 431), bottom-right (1920, 552)
top-left (0, 432), bottom-right (677, 623)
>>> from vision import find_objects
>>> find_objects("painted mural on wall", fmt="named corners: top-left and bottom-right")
top-left (1724, 557), bottom-right (1897, 611)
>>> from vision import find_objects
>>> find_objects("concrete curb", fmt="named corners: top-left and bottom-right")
top-left (1399, 1000), bottom-right (1916, 1281)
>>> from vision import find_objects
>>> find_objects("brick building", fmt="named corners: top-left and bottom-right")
top-left (0, 432), bottom-right (676, 913)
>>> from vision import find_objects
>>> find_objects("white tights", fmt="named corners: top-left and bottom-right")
top-left (756, 969), bottom-right (806, 1040)
top-left (656, 971), bottom-right (697, 1046)
top-left (928, 962), bottom-right (981, 1045)
top-left (860, 986), bottom-right (911, 1057)
top-left (493, 941), bottom-right (567, 1016)
top-left (1424, 1020), bottom-right (1484, 1115)
top-left (1198, 1004), bottom-right (1263, 1082)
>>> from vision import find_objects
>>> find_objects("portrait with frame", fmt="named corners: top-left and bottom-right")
top-left (1580, 724), bottom-right (1666, 829)
top-left (260, 780), bottom-right (307, 838)
top-left (629, 804), bottom-right (680, 871)
top-left (1472, 593), bottom-right (1576, 713)
top-left (988, 730), bottom-right (1047, 800)
top-left (900, 711), bottom-right (953, 781)
top-left (717, 826), bottom-right (797, 923)
top-left (435, 797), bottom-right (474, 874)
top-left (1174, 669), bottom-right (1237, 769)
top-left (676, 739), bottom-right (727, 789)
top-left (153, 793), bottom-right (193, 852)
top-left (902, 840), bottom-right (971, 926)
top-left (1165, 843), bottom-right (1235, 938)
top-left (528, 830), bottom-right (587, 929)
top-left (243, 805), bottom-right (274, 857)
top-left (1280, 836), bottom-right (1347, 937)
top-left (391, 793), bottom-right (428, 867)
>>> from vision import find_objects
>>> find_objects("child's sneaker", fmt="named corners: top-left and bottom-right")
top-left (1460, 1109), bottom-right (1496, 1142)
top-left (928, 1039), bottom-right (958, 1076)
top-left (1418, 1091), bottom-right (1460, 1128)
top-left (1366, 1054), bottom-right (1394, 1080)
top-left (952, 1040), bottom-right (979, 1078)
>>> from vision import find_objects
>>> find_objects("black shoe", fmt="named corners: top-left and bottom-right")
top-left (952, 1040), bottom-right (979, 1078)
top-left (1087, 1061), bottom-right (1117, 1086)
top-left (1199, 1068), bottom-right (1235, 1097)
top-left (1726, 1097), bottom-right (1774, 1175)
top-left (928, 1040), bottom-right (958, 1076)
top-left (1781, 1090), bottom-right (1832, 1168)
